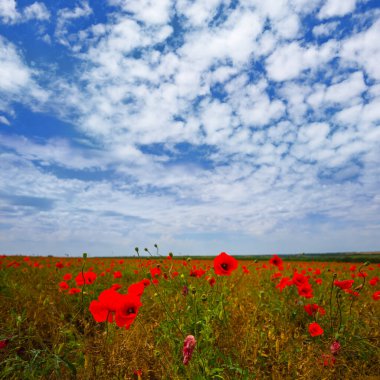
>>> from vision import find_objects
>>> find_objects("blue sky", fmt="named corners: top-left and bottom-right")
top-left (0, 0), bottom-right (380, 256)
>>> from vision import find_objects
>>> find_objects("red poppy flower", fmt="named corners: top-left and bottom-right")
top-left (63, 273), bottom-right (72, 281)
top-left (333, 280), bottom-right (354, 290)
top-left (59, 281), bottom-right (69, 290)
top-left (141, 278), bottom-right (150, 287)
top-left (213, 252), bottom-right (238, 276)
top-left (111, 283), bottom-right (122, 291)
top-left (292, 272), bottom-right (308, 287)
top-left (128, 281), bottom-right (145, 297)
top-left (297, 283), bottom-right (313, 298)
top-left (369, 276), bottom-right (379, 286)
top-left (89, 288), bottom-right (123, 323)
top-left (269, 255), bottom-right (283, 270)
top-left (115, 294), bottom-right (142, 329)
top-left (372, 291), bottom-right (380, 301)
top-left (75, 271), bottom-right (97, 286)
top-left (320, 354), bottom-right (336, 367)
top-left (113, 271), bottom-right (122, 279)
top-left (150, 267), bottom-right (162, 278)
top-left (276, 277), bottom-right (292, 291)
top-left (309, 322), bottom-right (324, 337)
top-left (69, 288), bottom-right (81, 295)
top-left (304, 303), bottom-right (319, 316)
top-left (56, 262), bottom-right (64, 269)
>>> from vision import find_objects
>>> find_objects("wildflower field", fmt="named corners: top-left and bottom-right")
top-left (0, 250), bottom-right (379, 380)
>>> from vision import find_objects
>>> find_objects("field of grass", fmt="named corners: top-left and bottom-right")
top-left (0, 250), bottom-right (379, 379)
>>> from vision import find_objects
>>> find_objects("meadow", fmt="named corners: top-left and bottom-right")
top-left (0, 249), bottom-right (379, 379)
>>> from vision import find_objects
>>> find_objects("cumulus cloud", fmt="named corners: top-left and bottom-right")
top-left (318, 0), bottom-right (357, 19)
top-left (0, 0), bottom-right (50, 24)
top-left (0, 36), bottom-right (48, 109)
top-left (340, 19), bottom-right (380, 80)
top-left (266, 40), bottom-right (338, 81)
top-left (1, 0), bottom-right (380, 255)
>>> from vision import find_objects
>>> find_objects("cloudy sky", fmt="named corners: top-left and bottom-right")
top-left (0, 0), bottom-right (379, 257)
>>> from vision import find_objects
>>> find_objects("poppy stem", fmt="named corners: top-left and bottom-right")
top-left (151, 281), bottom-right (185, 338)
top-left (329, 273), bottom-right (337, 334)
top-left (336, 290), bottom-right (342, 333)
top-left (80, 255), bottom-right (87, 317)
top-left (349, 263), bottom-right (367, 317)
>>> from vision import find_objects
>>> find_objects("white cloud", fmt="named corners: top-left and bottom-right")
top-left (109, 0), bottom-right (173, 25)
top-left (340, 19), bottom-right (380, 80)
top-left (0, 115), bottom-right (11, 125)
top-left (318, 0), bottom-right (356, 19)
top-left (55, 1), bottom-right (93, 46)
top-left (23, 2), bottom-right (50, 21)
top-left (0, 36), bottom-right (48, 106)
top-left (0, 0), bottom-right (50, 24)
top-left (312, 21), bottom-right (339, 36)
top-left (266, 40), bottom-right (338, 81)
top-left (0, 0), bottom-right (18, 23)
top-left (1, 0), bottom-right (380, 255)
top-left (307, 71), bottom-right (366, 108)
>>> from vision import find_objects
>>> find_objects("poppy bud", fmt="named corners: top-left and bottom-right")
top-left (330, 341), bottom-right (341, 355)
top-left (168, 252), bottom-right (173, 257)
top-left (201, 294), bottom-right (207, 302)
top-left (191, 286), bottom-right (196, 294)
top-left (183, 335), bottom-right (196, 365)
top-left (154, 244), bottom-right (158, 248)
top-left (135, 247), bottom-right (139, 253)
top-left (187, 257), bottom-right (192, 262)
top-left (83, 252), bottom-right (87, 259)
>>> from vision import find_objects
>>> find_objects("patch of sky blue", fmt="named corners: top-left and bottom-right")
top-left (0, 223), bottom-right (12, 230)
top-left (247, 59), bottom-right (266, 82)
top-left (173, 115), bottom-right (186, 123)
top-left (210, 82), bottom-right (228, 102)
top-left (317, 163), bottom-right (361, 184)
top-left (42, 165), bottom-right (114, 182)
top-left (138, 142), bottom-right (216, 170)
top-left (139, 142), bottom-right (171, 157)
top-left (167, 142), bottom-right (216, 170)
top-left (209, 1), bottom-right (237, 28)
top-left (101, 211), bottom-right (149, 223)
top-left (0, 193), bottom-right (55, 211)
top-left (191, 94), bottom-right (208, 112)
top-left (155, 13), bottom-right (185, 52)
top-left (6, 104), bottom-right (79, 140)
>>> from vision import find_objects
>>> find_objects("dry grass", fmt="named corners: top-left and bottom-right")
top-left (0, 255), bottom-right (379, 379)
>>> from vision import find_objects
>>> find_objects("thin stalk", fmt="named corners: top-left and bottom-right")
top-left (152, 281), bottom-right (184, 338)
top-left (329, 273), bottom-right (337, 333)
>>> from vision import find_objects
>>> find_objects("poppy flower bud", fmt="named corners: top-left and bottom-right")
top-left (154, 244), bottom-right (158, 248)
top-left (363, 261), bottom-right (370, 266)
top-left (83, 252), bottom-right (87, 259)
top-left (187, 257), bottom-right (192, 262)
top-left (182, 285), bottom-right (189, 296)
top-left (168, 252), bottom-right (173, 258)
top-left (191, 286), bottom-right (196, 294)
top-left (330, 340), bottom-right (341, 355)
top-left (135, 247), bottom-right (139, 253)
top-left (183, 335), bottom-right (196, 365)
top-left (201, 294), bottom-right (207, 302)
